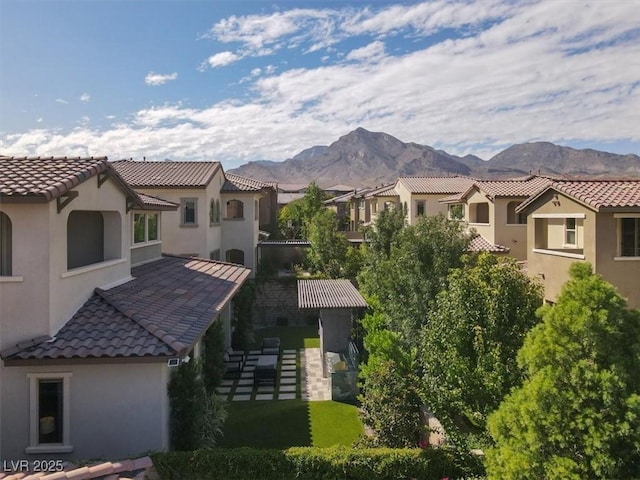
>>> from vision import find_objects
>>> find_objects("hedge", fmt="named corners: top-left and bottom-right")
top-left (151, 446), bottom-right (485, 480)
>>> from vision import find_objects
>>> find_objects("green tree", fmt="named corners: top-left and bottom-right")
top-left (231, 281), bottom-right (255, 350)
top-left (364, 207), bottom-right (406, 259)
top-left (486, 263), bottom-right (640, 479)
top-left (421, 254), bottom-right (543, 446)
top-left (202, 319), bottom-right (225, 394)
top-left (359, 214), bottom-right (470, 346)
top-left (278, 182), bottom-right (327, 239)
top-left (306, 208), bottom-right (349, 277)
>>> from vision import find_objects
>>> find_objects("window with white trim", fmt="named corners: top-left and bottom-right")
top-left (416, 200), bottom-right (425, 217)
top-left (226, 199), bottom-right (244, 219)
top-left (180, 198), bottom-right (198, 226)
top-left (565, 218), bottom-right (577, 246)
top-left (133, 212), bottom-right (159, 244)
top-left (27, 372), bottom-right (72, 453)
top-left (0, 211), bottom-right (12, 276)
top-left (621, 217), bottom-right (640, 257)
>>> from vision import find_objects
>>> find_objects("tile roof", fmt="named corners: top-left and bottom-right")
top-left (468, 234), bottom-right (510, 253)
top-left (4, 256), bottom-right (250, 362)
top-left (397, 176), bottom-right (476, 194)
top-left (325, 184), bottom-right (355, 192)
top-left (365, 184), bottom-right (399, 198)
top-left (278, 183), bottom-right (308, 192)
top-left (0, 456), bottom-right (154, 480)
top-left (324, 188), bottom-right (372, 204)
top-left (136, 192), bottom-right (179, 210)
top-left (112, 160), bottom-right (220, 188)
top-left (517, 179), bottom-right (640, 212)
top-left (473, 176), bottom-right (553, 199)
top-left (0, 156), bottom-right (140, 204)
top-left (278, 192), bottom-right (306, 204)
top-left (222, 173), bottom-right (273, 192)
top-left (298, 279), bottom-right (368, 309)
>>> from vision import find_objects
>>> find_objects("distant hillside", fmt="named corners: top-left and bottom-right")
top-left (230, 128), bottom-right (640, 186)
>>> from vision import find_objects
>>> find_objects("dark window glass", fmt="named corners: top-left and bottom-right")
top-left (39, 379), bottom-right (63, 444)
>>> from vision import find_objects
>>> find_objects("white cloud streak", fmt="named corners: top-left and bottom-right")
top-left (3, 1), bottom-right (640, 165)
top-left (204, 51), bottom-right (240, 69)
top-left (80, 93), bottom-right (90, 102)
top-left (144, 72), bottom-right (178, 86)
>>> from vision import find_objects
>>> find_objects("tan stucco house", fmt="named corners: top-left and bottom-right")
top-left (517, 179), bottom-right (640, 309)
top-left (113, 160), bottom-right (274, 274)
top-left (0, 156), bottom-right (250, 459)
top-left (440, 175), bottom-right (553, 260)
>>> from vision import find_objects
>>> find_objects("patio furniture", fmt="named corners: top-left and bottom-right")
top-left (226, 346), bottom-right (245, 364)
top-left (261, 337), bottom-right (281, 355)
top-left (254, 354), bottom-right (278, 385)
top-left (223, 352), bottom-right (243, 378)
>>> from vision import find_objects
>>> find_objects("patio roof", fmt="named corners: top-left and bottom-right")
top-left (298, 279), bottom-right (368, 309)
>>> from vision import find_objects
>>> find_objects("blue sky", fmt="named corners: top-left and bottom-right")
top-left (1, 0), bottom-right (639, 168)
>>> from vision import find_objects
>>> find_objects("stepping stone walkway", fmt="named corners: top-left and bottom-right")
top-left (216, 347), bottom-right (331, 401)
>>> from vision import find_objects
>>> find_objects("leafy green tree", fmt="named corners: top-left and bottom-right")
top-left (359, 214), bottom-right (470, 346)
top-left (278, 182), bottom-right (327, 239)
top-left (486, 263), bottom-right (640, 479)
top-left (231, 281), bottom-right (255, 350)
top-left (202, 319), bottom-right (225, 394)
top-left (364, 206), bottom-right (406, 259)
top-left (306, 209), bottom-right (349, 277)
top-left (421, 254), bottom-right (543, 445)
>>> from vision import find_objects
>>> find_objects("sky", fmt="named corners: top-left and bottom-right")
top-left (1, 0), bottom-right (639, 168)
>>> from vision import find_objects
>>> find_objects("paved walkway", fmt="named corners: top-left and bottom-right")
top-left (216, 347), bottom-right (330, 401)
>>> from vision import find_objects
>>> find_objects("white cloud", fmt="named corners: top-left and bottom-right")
top-left (345, 41), bottom-right (386, 62)
top-left (3, 1), bottom-right (640, 165)
top-left (203, 51), bottom-right (241, 69)
top-left (36, 117), bottom-right (43, 123)
top-left (80, 93), bottom-right (90, 102)
top-left (144, 72), bottom-right (178, 86)
top-left (55, 98), bottom-right (68, 104)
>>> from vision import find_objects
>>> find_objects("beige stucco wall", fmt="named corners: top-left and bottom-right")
top-left (526, 191), bottom-right (597, 303)
top-left (1, 361), bottom-right (168, 460)
top-left (221, 192), bottom-right (260, 273)
top-left (466, 190), bottom-right (494, 242)
top-left (494, 197), bottom-right (528, 260)
top-left (395, 183), bottom-right (451, 225)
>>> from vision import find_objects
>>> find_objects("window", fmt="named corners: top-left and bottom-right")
top-left (358, 199), bottom-right (365, 210)
top-left (27, 373), bottom-right (72, 453)
top-left (133, 213), bottom-right (159, 244)
top-left (255, 200), bottom-right (259, 221)
top-left (621, 218), bottom-right (640, 257)
top-left (449, 204), bottom-right (464, 220)
top-left (384, 201), bottom-right (394, 211)
top-left (181, 198), bottom-right (197, 226)
top-left (226, 249), bottom-right (244, 265)
top-left (416, 200), bottom-right (425, 217)
top-left (565, 218), bottom-right (577, 246)
top-left (507, 201), bottom-right (526, 224)
top-left (0, 211), bottom-right (12, 276)
top-left (226, 200), bottom-right (244, 219)
top-left (470, 202), bottom-right (489, 223)
top-left (371, 202), bottom-right (377, 214)
top-left (209, 199), bottom-right (215, 225)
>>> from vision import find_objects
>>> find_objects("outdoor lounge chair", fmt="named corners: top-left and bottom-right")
top-left (261, 337), bottom-right (281, 355)
top-left (223, 352), bottom-right (243, 378)
top-left (226, 346), bottom-right (245, 364)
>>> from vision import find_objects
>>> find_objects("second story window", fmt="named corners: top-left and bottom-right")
top-left (209, 199), bottom-right (220, 225)
top-left (416, 200), bottom-right (425, 217)
top-left (181, 198), bottom-right (198, 227)
top-left (449, 204), bottom-right (464, 220)
top-left (565, 218), bottom-right (577, 246)
top-left (0, 211), bottom-right (12, 276)
top-left (620, 218), bottom-right (640, 257)
top-left (507, 201), bottom-right (526, 225)
top-left (226, 199), bottom-right (244, 219)
top-left (133, 213), bottom-right (159, 244)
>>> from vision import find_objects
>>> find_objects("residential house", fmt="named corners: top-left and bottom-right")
top-left (113, 160), bottom-right (274, 273)
top-left (0, 156), bottom-right (250, 459)
top-left (393, 176), bottom-right (476, 225)
top-left (324, 188), bottom-right (373, 236)
top-left (364, 184), bottom-right (399, 225)
top-left (440, 175), bottom-right (552, 260)
top-left (516, 179), bottom-right (640, 308)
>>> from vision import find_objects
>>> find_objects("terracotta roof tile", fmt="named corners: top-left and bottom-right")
top-left (473, 176), bottom-right (553, 198)
top-left (298, 279), bottom-right (368, 309)
top-left (324, 188), bottom-right (372, 204)
top-left (112, 160), bottom-right (220, 188)
top-left (398, 176), bottom-right (475, 194)
top-left (468, 234), bottom-right (510, 253)
top-left (517, 179), bottom-right (640, 212)
top-left (222, 173), bottom-right (272, 192)
top-left (136, 192), bottom-right (179, 210)
top-left (365, 184), bottom-right (398, 198)
top-left (0, 156), bottom-right (105, 201)
top-left (4, 256), bottom-right (250, 362)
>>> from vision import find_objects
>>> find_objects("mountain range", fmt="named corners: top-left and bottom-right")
top-left (229, 127), bottom-right (640, 187)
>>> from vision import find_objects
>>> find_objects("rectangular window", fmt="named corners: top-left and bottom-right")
top-left (27, 373), bottom-right (72, 453)
top-left (132, 213), bottom-right (159, 244)
top-left (449, 204), bottom-right (464, 220)
top-left (621, 218), bottom-right (640, 257)
top-left (181, 199), bottom-right (198, 226)
top-left (565, 218), bottom-right (577, 246)
top-left (416, 200), bottom-right (425, 217)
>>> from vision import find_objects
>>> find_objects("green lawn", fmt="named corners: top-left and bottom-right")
top-left (220, 400), bottom-right (363, 449)
top-left (252, 326), bottom-right (320, 349)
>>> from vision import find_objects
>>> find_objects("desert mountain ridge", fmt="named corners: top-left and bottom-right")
top-left (229, 127), bottom-right (640, 187)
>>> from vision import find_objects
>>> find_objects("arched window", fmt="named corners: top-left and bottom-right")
top-left (226, 200), bottom-right (244, 219)
top-left (226, 249), bottom-right (244, 265)
top-left (0, 211), bottom-right (12, 276)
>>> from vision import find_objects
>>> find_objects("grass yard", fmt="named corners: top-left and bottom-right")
top-left (252, 325), bottom-right (320, 349)
top-left (220, 400), bottom-right (363, 449)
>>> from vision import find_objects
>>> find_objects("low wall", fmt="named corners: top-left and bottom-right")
top-left (253, 279), bottom-right (318, 328)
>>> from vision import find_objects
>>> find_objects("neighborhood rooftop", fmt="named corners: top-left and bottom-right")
top-left (398, 176), bottom-right (476, 194)
top-left (298, 279), bottom-right (368, 309)
top-left (518, 179), bottom-right (640, 212)
top-left (222, 173), bottom-right (273, 192)
top-left (112, 159), bottom-right (221, 188)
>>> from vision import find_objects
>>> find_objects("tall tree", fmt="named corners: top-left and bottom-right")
top-left (421, 254), bottom-right (543, 445)
top-left (306, 208), bottom-right (349, 278)
top-left (486, 263), bottom-right (640, 479)
top-left (278, 182), bottom-right (327, 239)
